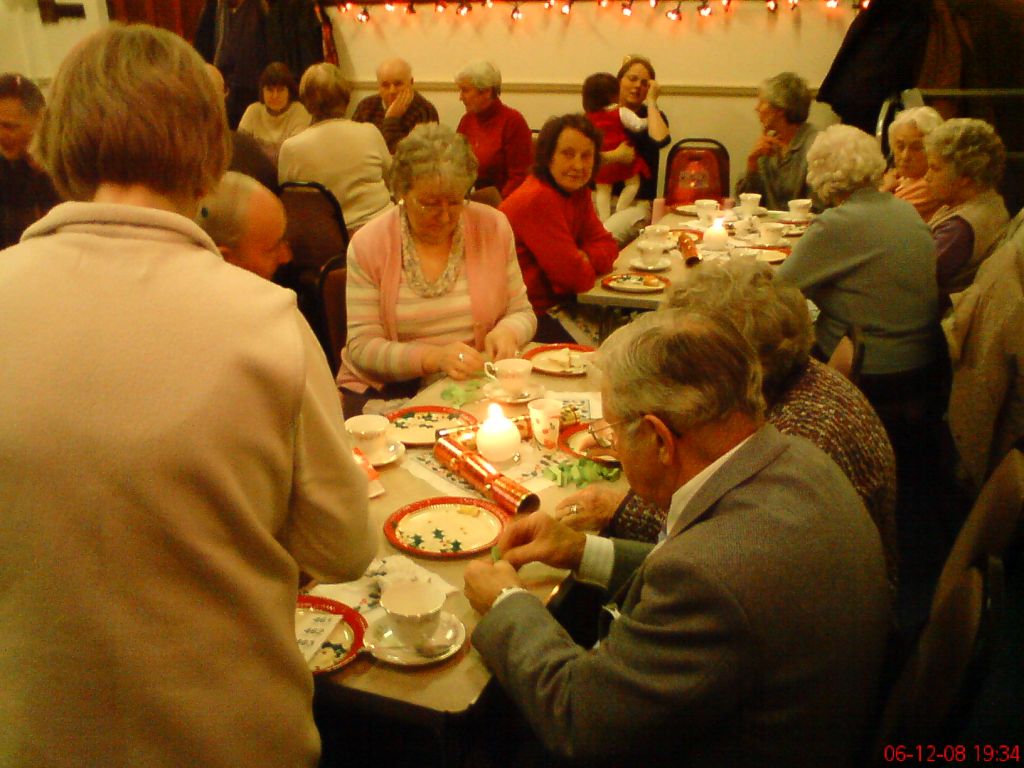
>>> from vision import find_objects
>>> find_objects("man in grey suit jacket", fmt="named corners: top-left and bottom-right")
top-left (464, 308), bottom-right (891, 767)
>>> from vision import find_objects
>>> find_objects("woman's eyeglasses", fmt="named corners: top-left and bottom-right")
top-left (408, 196), bottom-right (469, 217)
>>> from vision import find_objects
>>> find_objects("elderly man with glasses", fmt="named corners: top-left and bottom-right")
top-left (463, 308), bottom-right (890, 768)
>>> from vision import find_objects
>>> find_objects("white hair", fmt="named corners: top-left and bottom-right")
top-left (806, 124), bottom-right (886, 207)
top-left (924, 118), bottom-right (1006, 189)
top-left (455, 61), bottom-right (501, 96)
top-left (887, 106), bottom-right (943, 144)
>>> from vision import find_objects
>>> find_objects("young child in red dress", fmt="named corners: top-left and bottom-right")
top-left (583, 72), bottom-right (650, 221)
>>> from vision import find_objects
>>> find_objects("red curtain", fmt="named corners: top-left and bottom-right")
top-left (106, 0), bottom-right (208, 41)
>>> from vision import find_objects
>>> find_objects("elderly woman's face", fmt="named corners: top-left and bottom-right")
top-left (262, 85), bottom-right (290, 113)
top-left (458, 82), bottom-right (493, 114)
top-left (890, 123), bottom-right (928, 180)
top-left (755, 99), bottom-right (784, 134)
top-left (924, 153), bottom-right (968, 206)
top-left (549, 127), bottom-right (595, 193)
top-left (618, 64), bottom-right (652, 109)
top-left (402, 175), bottom-right (468, 244)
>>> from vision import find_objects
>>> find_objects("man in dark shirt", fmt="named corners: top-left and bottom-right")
top-left (352, 58), bottom-right (438, 154)
top-left (0, 73), bottom-right (59, 249)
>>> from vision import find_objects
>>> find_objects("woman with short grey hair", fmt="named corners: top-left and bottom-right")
top-left (278, 62), bottom-right (392, 231)
top-left (880, 106), bottom-right (944, 221)
top-left (455, 60), bottom-right (532, 199)
top-left (735, 71), bottom-right (817, 210)
top-left (337, 123), bottom-right (536, 414)
top-left (778, 124), bottom-right (938, 381)
top-left (925, 117), bottom-right (1009, 301)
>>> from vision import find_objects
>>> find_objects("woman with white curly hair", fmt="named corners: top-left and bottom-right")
top-left (925, 117), bottom-right (1009, 302)
top-left (777, 124), bottom-right (938, 378)
top-left (879, 106), bottom-right (944, 221)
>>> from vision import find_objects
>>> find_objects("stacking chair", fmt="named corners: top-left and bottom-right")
top-left (277, 181), bottom-right (349, 354)
top-left (663, 138), bottom-right (730, 207)
top-left (317, 255), bottom-right (347, 376)
top-left (869, 448), bottom-right (1023, 762)
top-left (827, 325), bottom-right (866, 386)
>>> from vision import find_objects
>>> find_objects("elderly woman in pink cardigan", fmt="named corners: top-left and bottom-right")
top-left (337, 123), bottom-right (537, 415)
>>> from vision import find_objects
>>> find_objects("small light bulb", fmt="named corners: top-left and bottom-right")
top-left (621, 0), bottom-right (633, 16)
top-left (698, 0), bottom-right (712, 15)
top-left (511, 2), bottom-right (523, 19)
top-left (561, 0), bottom-right (572, 13)
top-left (384, 1), bottom-right (394, 10)
top-left (766, 0), bottom-right (778, 10)
top-left (434, 0), bottom-right (446, 11)
top-left (356, 5), bottom-right (370, 21)
top-left (406, 1), bottom-right (417, 12)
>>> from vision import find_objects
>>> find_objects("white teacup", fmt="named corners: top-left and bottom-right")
top-left (733, 217), bottom-right (754, 237)
top-left (636, 237), bottom-right (674, 267)
top-left (528, 398), bottom-right (563, 450)
top-left (380, 579), bottom-right (446, 650)
top-left (758, 222), bottom-right (785, 246)
top-left (484, 358), bottom-right (533, 397)
top-left (694, 198), bottom-right (720, 226)
top-left (788, 198), bottom-right (813, 220)
top-left (641, 224), bottom-right (671, 239)
top-left (738, 192), bottom-right (762, 217)
top-left (345, 414), bottom-right (390, 461)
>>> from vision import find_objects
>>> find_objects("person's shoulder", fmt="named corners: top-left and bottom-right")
top-left (352, 93), bottom-right (381, 118)
top-left (499, 176), bottom-right (552, 212)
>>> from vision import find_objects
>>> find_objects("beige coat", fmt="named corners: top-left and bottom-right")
top-left (944, 211), bottom-right (1024, 489)
top-left (0, 203), bottom-right (374, 768)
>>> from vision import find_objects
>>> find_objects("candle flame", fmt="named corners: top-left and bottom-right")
top-left (486, 403), bottom-right (506, 422)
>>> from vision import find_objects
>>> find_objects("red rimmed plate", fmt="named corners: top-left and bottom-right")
top-left (601, 273), bottom-right (670, 294)
top-left (384, 496), bottom-right (511, 559)
top-left (386, 405), bottom-right (477, 446)
top-left (295, 594), bottom-right (367, 674)
top-left (522, 343), bottom-right (596, 377)
top-left (558, 422), bottom-right (620, 466)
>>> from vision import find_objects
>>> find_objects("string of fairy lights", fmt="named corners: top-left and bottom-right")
top-left (342, 0), bottom-right (868, 23)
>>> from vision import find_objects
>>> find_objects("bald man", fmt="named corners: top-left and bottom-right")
top-left (352, 58), bottom-right (439, 153)
top-left (197, 172), bottom-right (292, 280)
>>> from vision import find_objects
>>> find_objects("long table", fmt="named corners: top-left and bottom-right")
top-left (576, 209), bottom-right (803, 338)
top-left (315, 361), bottom-right (626, 764)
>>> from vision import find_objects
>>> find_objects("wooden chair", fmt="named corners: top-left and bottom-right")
top-left (827, 325), bottom-right (866, 385)
top-left (663, 138), bottom-right (730, 206)
top-left (317, 255), bottom-right (347, 376)
top-left (277, 181), bottom-right (349, 356)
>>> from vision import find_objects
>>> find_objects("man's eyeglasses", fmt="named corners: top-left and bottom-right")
top-left (587, 417), bottom-right (635, 450)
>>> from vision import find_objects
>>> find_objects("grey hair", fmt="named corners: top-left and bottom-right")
top-left (668, 257), bottom-right (813, 403)
top-left (887, 106), bottom-right (943, 144)
top-left (924, 118), bottom-right (1005, 189)
top-left (389, 123), bottom-right (478, 198)
top-left (299, 63), bottom-right (351, 121)
top-left (758, 72), bottom-right (812, 124)
top-left (597, 308), bottom-right (765, 436)
top-left (195, 171), bottom-right (265, 249)
top-left (806, 124), bottom-right (887, 206)
top-left (455, 61), bottom-right (501, 96)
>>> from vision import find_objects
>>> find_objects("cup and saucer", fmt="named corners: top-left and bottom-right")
top-left (367, 580), bottom-right (467, 666)
top-left (484, 358), bottom-right (543, 404)
top-left (483, 381), bottom-right (545, 404)
top-left (345, 413), bottom-right (406, 467)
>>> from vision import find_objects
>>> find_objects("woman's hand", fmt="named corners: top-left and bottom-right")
top-left (880, 167), bottom-right (899, 193)
top-left (552, 485), bottom-right (628, 533)
top-left (602, 141), bottom-right (636, 166)
top-left (645, 79), bottom-right (661, 106)
top-left (484, 326), bottom-right (520, 361)
top-left (425, 342), bottom-right (484, 380)
top-left (746, 133), bottom-right (785, 172)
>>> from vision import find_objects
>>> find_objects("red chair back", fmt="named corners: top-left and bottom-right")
top-left (664, 139), bottom-right (730, 206)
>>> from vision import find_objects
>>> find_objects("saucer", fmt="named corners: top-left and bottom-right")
top-left (630, 256), bottom-right (672, 272)
top-left (369, 440), bottom-right (406, 467)
top-left (483, 381), bottom-right (545, 405)
top-left (366, 611), bottom-right (466, 666)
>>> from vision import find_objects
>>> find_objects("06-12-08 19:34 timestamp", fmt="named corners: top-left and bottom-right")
top-left (883, 744), bottom-right (1021, 763)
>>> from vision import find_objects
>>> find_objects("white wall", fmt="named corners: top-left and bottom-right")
top-left (330, 1), bottom-right (856, 191)
top-left (0, 0), bottom-right (108, 83)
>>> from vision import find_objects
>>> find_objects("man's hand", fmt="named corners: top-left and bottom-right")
top-left (484, 326), bottom-right (520, 361)
top-left (552, 485), bottom-right (627, 533)
top-left (464, 559), bottom-right (521, 614)
top-left (385, 85), bottom-right (414, 119)
top-left (746, 133), bottom-right (784, 172)
top-left (498, 511), bottom-right (588, 571)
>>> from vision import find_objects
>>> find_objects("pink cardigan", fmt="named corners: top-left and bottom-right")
top-left (337, 202), bottom-right (533, 391)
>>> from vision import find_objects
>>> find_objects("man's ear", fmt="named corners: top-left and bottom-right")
top-left (642, 414), bottom-right (677, 465)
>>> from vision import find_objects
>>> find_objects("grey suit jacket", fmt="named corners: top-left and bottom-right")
top-left (473, 424), bottom-right (890, 767)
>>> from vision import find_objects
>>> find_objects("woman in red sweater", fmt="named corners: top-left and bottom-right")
top-left (499, 113), bottom-right (618, 343)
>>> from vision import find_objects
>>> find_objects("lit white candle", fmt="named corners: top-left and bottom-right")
top-left (703, 217), bottom-right (729, 251)
top-left (475, 403), bottom-right (521, 463)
